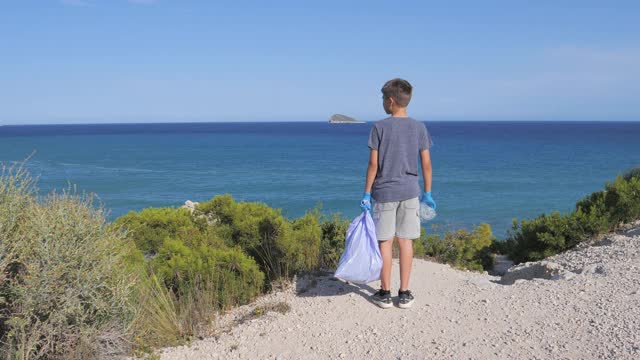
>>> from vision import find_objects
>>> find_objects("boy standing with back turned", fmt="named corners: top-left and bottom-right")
top-left (360, 78), bottom-right (436, 309)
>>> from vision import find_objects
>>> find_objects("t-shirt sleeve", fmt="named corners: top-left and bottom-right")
top-left (419, 123), bottom-right (433, 151)
top-left (368, 125), bottom-right (380, 150)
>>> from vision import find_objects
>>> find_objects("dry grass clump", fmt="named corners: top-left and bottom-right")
top-left (0, 162), bottom-right (139, 359)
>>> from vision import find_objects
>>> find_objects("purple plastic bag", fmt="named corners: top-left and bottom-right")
top-left (334, 210), bottom-right (382, 284)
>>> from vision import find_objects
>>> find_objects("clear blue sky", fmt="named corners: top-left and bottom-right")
top-left (1, 0), bottom-right (639, 124)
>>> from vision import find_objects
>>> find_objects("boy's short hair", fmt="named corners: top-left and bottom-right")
top-left (381, 78), bottom-right (412, 107)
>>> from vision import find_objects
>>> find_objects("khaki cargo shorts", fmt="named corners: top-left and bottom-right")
top-left (372, 197), bottom-right (421, 241)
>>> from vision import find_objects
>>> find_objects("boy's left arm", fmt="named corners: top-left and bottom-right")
top-left (420, 149), bottom-right (436, 209)
top-left (419, 149), bottom-right (432, 193)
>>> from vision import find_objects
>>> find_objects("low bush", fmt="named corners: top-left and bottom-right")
top-left (419, 223), bottom-right (495, 271)
top-left (574, 190), bottom-right (610, 234)
top-left (194, 195), bottom-right (323, 281)
top-left (289, 210), bottom-right (323, 273)
top-left (153, 240), bottom-right (264, 307)
top-left (110, 195), bottom-right (335, 349)
top-left (603, 174), bottom-right (640, 228)
top-left (623, 166), bottom-right (640, 181)
top-left (113, 202), bottom-right (267, 346)
top-left (505, 168), bottom-right (640, 264)
top-left (318, 214), bottom-right (349, 270)
top-left (412, 227), bottom-right (428, 258)
top-left (506, 212), bottom-right (577, 263)
top-left (114, 207), bottom-right (207, 256)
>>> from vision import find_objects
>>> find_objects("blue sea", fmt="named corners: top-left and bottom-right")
top-left (1, 121), bottom-right (639, 239)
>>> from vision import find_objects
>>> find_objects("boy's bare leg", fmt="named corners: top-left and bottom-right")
top-left (397, 237), bottom-right (413, 291)
top-left (379, 238), bottom-right (394, 290)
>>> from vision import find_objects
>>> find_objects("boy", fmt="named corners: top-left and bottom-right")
top-left (360, 78), bottom-right (435, 309)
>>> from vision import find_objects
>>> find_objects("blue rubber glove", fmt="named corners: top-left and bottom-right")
top-left (420, 191), bottom-right (436, 210)
top-left (360, 192), bottom-right (372, 213)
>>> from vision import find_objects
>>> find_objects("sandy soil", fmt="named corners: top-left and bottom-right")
top-left (158, 223), bottom-right (640, 359)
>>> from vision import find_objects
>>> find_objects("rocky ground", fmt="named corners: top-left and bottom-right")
top-left (158, 223), bottom-right (640, 359)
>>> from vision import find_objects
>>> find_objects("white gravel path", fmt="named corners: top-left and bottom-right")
top-left (158, 225), bottom-right (640, 360)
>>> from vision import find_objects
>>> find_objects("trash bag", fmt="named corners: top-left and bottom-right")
top-left (419, 201), bottom-right (437, 222)
top-left (334, 210), bottom-right (382, 284)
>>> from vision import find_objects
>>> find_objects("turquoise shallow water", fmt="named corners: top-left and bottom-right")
top-left (1, 121), bottom-right (639, 239)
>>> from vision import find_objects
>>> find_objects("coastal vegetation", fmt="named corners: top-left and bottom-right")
top-left (504, 167), bottom-right (640, 263)
top-left (1, 161), bottom-right (638, 358)
top-left (418, 223), bottom-right (496, 271)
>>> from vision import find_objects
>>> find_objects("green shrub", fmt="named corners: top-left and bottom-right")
top-left (623, 166), bottom-right (640, 181)
top-left (132, 242), bottom-right (264, 346)
top-left (574, 190), bottom-right (610, 233)
top-left (575, 174), bottom-right (640, 230)
top-left (289, 210), bottom-right (323, 272)
top-left (488, 236), bottom-right (512, 256)
top-left (194, 194), bottom-right (280, 249)
top-left (412, 227), bottom-right (428, 257)
top-left (115, 195), bottom-right (327, 347)
top-left (114, 196), bottom-right (335, 350)
top-left (152, 240), bottom-right (264, 307)
top-left (506, 212), bottom-right (568, 263)
top-left (505, 207), bottom-right (612, 264)
top-left (194, 195), bottom-right (323, 280)
top-left (506, 173), bottom-right (640, 264)
top-left (318, 214), bottom-right (349, 270)
top-left (604, 175), bottom-right (640, 228)
top-left (0, 167), bottom-right (139, 359)
top-left (114, 207), bottom-right (205, 255)
top-left (113, 196), bottom-right (267, 347)
top-left (420, 223), bottom-right (495, 271)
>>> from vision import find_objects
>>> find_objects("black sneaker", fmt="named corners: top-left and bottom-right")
top-left (371, 289), bottom-right (392, 309)
top-left (398, 289), bottom-right (415, 309)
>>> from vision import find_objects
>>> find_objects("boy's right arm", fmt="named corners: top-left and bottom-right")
top-left (360, 149), bottom-right (378, 212)
top-left (364, 149), bottom-right (378, 193)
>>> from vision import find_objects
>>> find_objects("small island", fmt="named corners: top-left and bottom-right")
top-left (328, 114), bottom-right (366, 124)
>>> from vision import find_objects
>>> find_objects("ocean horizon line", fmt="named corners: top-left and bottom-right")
top-left (2, 119), bottom-right (640, 127)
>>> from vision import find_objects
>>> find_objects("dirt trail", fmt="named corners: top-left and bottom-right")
top-left (159, 225), bottom-right (640, 359)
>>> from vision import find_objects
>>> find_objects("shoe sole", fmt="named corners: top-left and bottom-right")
top-left (398, 299), bottom-right (414, 309)
top-left (373, 300), bottom-right (393, 309)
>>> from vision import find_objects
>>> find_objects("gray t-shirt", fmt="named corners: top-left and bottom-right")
top-left (367, 116), bottom-right (433, 203)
